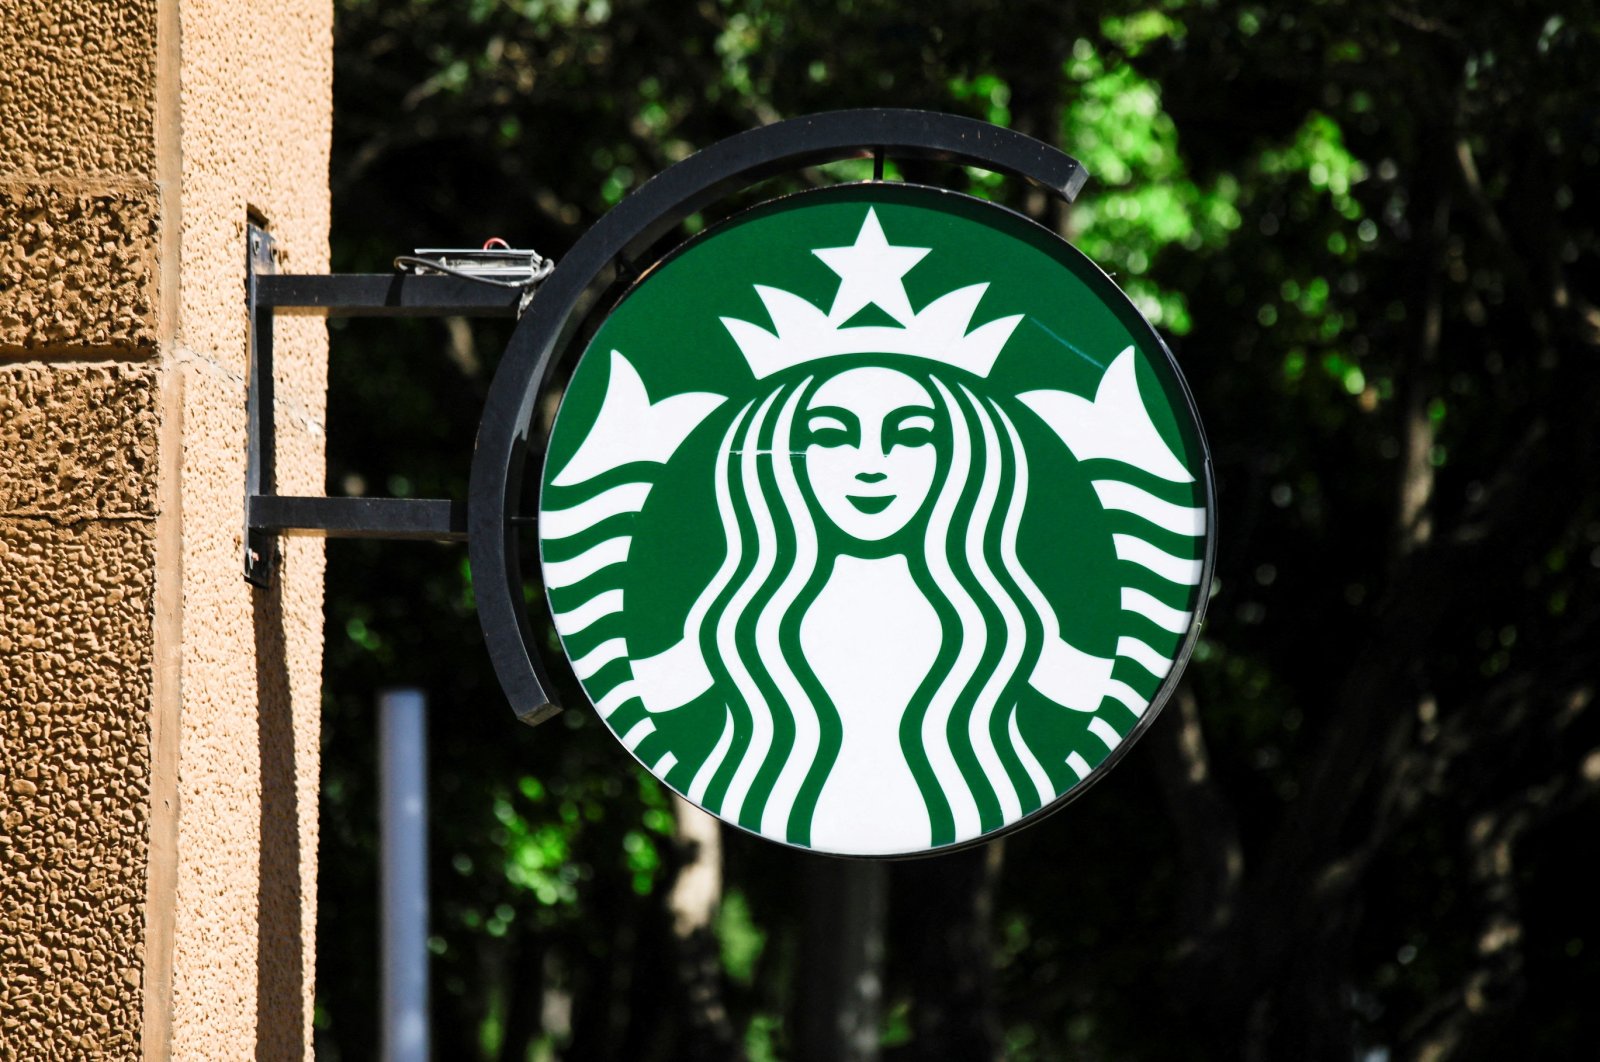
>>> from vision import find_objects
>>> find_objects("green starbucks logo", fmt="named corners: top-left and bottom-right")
top-left (538, 185), bottom-right (1210, 855)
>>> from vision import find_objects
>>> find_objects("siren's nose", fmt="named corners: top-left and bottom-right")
top-left (856, 471), bottom-right (888, 484)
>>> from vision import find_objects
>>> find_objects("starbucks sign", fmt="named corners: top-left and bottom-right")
top-left (530, 182), bottom-right (1212, 856)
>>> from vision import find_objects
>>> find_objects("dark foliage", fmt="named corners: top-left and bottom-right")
top-left (316, 2), bottom-right (1600, 1059)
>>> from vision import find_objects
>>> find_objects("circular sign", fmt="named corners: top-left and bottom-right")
top-left (534, 183), bottom-right (1212, 856)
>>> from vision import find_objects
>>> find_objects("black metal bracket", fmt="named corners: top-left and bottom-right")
top-left (243, 228), bottom-right (528, 587)
top-left (244, 225), bottom-right (279, 586)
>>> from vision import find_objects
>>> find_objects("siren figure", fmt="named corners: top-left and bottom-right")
top-left (539, 204), bottom-right (1198, 855)
top-left (638, 359), bottom-right (1118, 852)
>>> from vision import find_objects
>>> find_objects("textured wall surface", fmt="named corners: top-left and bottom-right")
top-left (0, 0), bottom-right (158, 177)
top-left (0, 366), bottom-right (160, 519)
top-left (0, 0), bottom-right (331, 1056)
top-left (163, 0), bottom-right (332, 1055)
top-left (0, 519), bottom-right (153, 1058)
top-left (0, 1), bottom-right (164, 1054)
top-left (0, 186), bottom-right (160, 355)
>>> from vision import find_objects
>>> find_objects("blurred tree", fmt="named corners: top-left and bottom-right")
top-left (316, 1), bottom-right (1600, 1059)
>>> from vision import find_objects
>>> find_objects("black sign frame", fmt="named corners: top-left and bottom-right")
top-left (467, 108), bottom-right (1095, 724)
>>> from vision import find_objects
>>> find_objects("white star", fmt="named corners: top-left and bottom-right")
top-left (812, 208), bottom-right (929, 326)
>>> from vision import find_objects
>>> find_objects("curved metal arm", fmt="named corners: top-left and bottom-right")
top-left (469, 108), bottom-right (1089, 724)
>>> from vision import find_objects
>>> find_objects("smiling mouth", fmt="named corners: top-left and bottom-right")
top-left (846, 493), bottom-right (896, 515)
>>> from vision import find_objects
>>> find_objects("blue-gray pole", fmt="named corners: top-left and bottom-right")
top-left (379, 687), bottom-right (429, 1062)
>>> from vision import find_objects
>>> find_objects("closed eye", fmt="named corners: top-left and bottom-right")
top-left (888, 410), bottom-right (937, 449)
top-left (805, 407), bottom-right (858, 446)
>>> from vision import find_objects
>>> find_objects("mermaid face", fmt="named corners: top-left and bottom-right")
top-left (802, 366), bottom-right (938, 541)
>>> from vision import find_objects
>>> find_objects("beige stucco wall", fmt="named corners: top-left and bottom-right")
top-left (0, 0), bottom-right (330, 1056)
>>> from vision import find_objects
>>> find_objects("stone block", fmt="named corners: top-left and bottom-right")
top-left (0, 0), bottom-right (158, 177)
top-left (0, 184), bottom-right (159, 355)
top-left (0, 363), bottom-right (160, 520)
top-left (0, 517), bottom-right (153, 1058)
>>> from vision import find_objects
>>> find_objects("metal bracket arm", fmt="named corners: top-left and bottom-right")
top-left (256, 273), bottom-right (522, 318)
top-left (244, 229), bottom-right (529, 586)
top-left (248, 496), bottom-right (468, 541)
